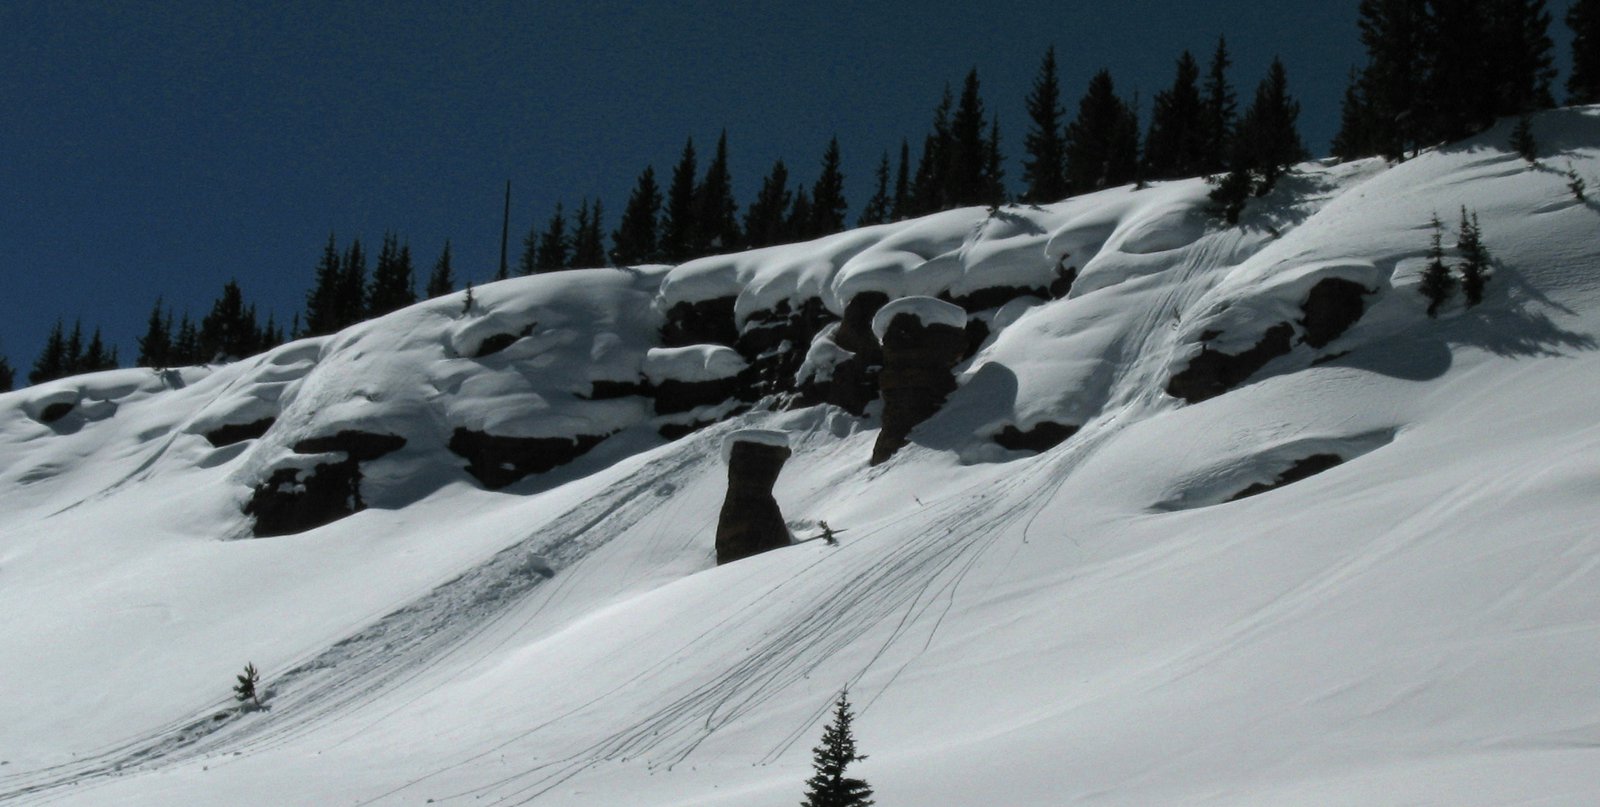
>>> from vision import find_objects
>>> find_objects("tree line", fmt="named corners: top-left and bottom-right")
top-left (6, 0), bottom-right (1595, 390)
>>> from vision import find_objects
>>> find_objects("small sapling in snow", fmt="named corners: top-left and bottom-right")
top-left (233, 662), bottom-right (262, 708)
top-left (1567, 163), bottom-right (1587, 202)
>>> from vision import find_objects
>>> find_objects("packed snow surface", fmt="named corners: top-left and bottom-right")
top-left (5, 109), bottom-right (1600, 806)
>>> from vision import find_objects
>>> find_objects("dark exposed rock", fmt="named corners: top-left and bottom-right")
top-left (582, 379), bottom-right (651, 400)
top-left (447, 428), bottom-right (609, 490)
top-left (871, 313), bottom-right (969, 465)
top-left (1228, 453), bottom-right (1344, 501)
top-left (715, 439), bottom-right (792, 564)
top-left (1299, 278), bottom-right (1372, 349)
top-left (1049, 263), bottom-right (1079, 299)
top-left (244, 459), bottom-right (365, 538)
top-left (661, 297), bottom-right (739, 348)
top-left (204, 417), bottom-right (276, 447)
top-left (1165, 323), bottom-right (1295, 404)
top-left (472, 324), bottom-right (536, 358)
top-left (39, 402), bottom-right (75, 423)
top-left (736, 297), bottom-right (838, 399)
top-left (943, 284), bottom-right (1049, 313)
top-left (825, 292), bottom-right (889, 415)
top-left (652, 378), bottom-right (743, 415)
top-left (293, 431), bottom-right (407, 462)
top-left (994, 421), bottom-right (1079, 453)
top-left (963, 318), bottom-right (991, 359)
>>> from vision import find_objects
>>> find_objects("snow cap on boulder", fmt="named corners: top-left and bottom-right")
top-left (871, 296), bottom-right (967, 342)
top-left (720, 428), bottom-right (790, 464)
top-left (642, 345), bottom-right (748, 385)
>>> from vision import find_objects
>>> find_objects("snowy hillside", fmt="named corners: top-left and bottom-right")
top-left (5, 108), bottom-right (1600, 806)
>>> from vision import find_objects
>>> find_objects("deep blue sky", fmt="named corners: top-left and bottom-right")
top-left (0, 1), bottom-right (1578, 376)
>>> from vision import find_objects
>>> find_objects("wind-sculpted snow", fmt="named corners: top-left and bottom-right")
top-left (6, 109), bottom-right (1600, 806)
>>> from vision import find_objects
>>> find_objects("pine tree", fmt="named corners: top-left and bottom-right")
top-left (810, 136), bottom-right (848, 236)
top-left (1234, 58), bottom-right (1307, 195)
top-left (985, 116), bottom-right (1007, 203)
top-left (909, 86), bottom-right (954, 215)
top-left (1021, 46), bottom-right (1069, 203)
top-left (518, 218), bottom-right (540, 276)
top-left (64, 320), bottom-right (84, 375)
top-left (1486, 0), bottom-right (1555, 117)
top-left (137, 298), bottom-right (172, 368)
top-left (800, 690), bottom-right (875, 807)
top-left (1420, 212), bottom-right (1455, 316)
top-left (571, 199), bottom-right (607, 267)
top-left (745, 159), bottom-right (793, 248)
top-left (1331, 68), bottom-right (1378, 160)
top-left (82, 327), bottom-right (114, 371)
top-left (612, 166), bottom-right (663, 264)
top-left (1457, 207), bottom-right (1490, 306)
top-left (786, 185), bottom-right (814, 242)
top-left (611, 165), bottom-right (662, 262)
top-left (369, 233), bottom-right (417, 316)
top-left (172, 314), bottom-right (199, 366)
top-left (426, 240), bottom-right (456, 298)
top-left (1144, 50), bottom-right (1207, 180)
top-left (891, 140), bottom-right (911, 220)
top-left (945, 68), bottom-right (993, 207)
top-left (535, 203), bottom-right (570, 271)
top-left (0, 353), bottom-right (13, 392)
top-left (661, 138), bottom-right (700, 262)
top-left (695, 130), bottom-right (741, 253)
top-left (1569, 0), bottom-right (1600, 103)
top-left (233, 662), bottom-right (261, 708)
top-left (1065, 70), bottom-right (1137, 194)
top-left (1511, 114), bottom-right (1538, 161)
top-left (1356, 0), bottom-right (1429, 160)
top-left (200, 280), bottom-right (260, 361)
top-left (29, 320), bottom-right (67, 385)
top-left (858, 152), bottom-right (892, 227)
top-left (1200, 36), bottom-right (1238, 174)
top-left (336, 239), bottom-right (368, 329)
top-left (303, 234), bottom-right (343, 337)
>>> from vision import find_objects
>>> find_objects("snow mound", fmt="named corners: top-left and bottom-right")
top-left (871, 295), bottom-right (968, 341)
top-left (643, 345), bottom-right (748, 384)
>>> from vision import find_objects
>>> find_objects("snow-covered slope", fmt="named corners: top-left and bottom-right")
top-left (5, 108), bottom-right (1600, 806)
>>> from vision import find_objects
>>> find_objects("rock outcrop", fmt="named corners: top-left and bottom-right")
top-left (1166, 323), bottom-right (1295, 404)
top-left (1298, 278), bottom-right (1372, 349)
top-left (203, 417), bottom-right (276, 448)
top-left (1228, 453), bottom-right (1345, 501)
top-left (870, 297), bottom-right (969, 465)
top-left (993, 421), bottom-right (1078, 453)
top-left (715, 431), bottom-right (792, 564)
top-left (244, 430), bottom-right (406, 537)
top-left (448, 428), bottom-right (610, 490)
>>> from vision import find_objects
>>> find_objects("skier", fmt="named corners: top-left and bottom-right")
top-left (818, 521), bottom-right (840, 546)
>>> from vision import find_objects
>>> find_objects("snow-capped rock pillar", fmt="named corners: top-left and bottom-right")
top-left (870, 297), bottom-right (968, 465)
top-left (715, 430), bottom-right (792, 565)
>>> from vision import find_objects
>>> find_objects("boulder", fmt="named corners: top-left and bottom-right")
top-left (1229, 453), bottom-right (1345, 501)
top-left (993, 421), bottom-right (1078, 453)
top-left (1166, 323), bottom-right (1295, 404)
top-left (1299, 277), bottom-right (1372, 349)
top-left (715, 431), bottom-right (792, 564)
top-left (447, 428), bottom-right (609, 490)
top-left (203, 417), bottom-right (276, 448)
top-left (870, 298), bottom-right (969, 465)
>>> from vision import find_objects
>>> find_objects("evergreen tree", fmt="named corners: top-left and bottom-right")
top-left (571, 199), bottom-right (607, 267)
top-left (945, 68), bottom-right (993, 207)
top-left (661, 138), bottom-right (700, 262)
top-left (426, 240), bottom-right (456, 298)
top-left (535, 203), bottom-right (570, 271)
top-left (612, 166), bottom-right (663, 264)
top-left (336, 239), bottom-right (368, 329)
top-left (858, 151), bottom-right (892, 226)
top-left (1423, 0), bottom-right (1496, 142)
top-left (29, 320), bottom-right (67, 385)
top-left (1331, 68), bottom-right (1379, 160)
top-left (909, 86), bottom-right (954, 215)
top-left (518, 218), bottom-right (540, 276)
top-left (810, 136), bottom-right (848, 236)
top-left (303, 234), bottom-right (343, 337)
top-left (1234, 58), bottom-right (1307, 194)
top-left (1144, 50), bottom-right (1207, 180)
top-left (82, 327), bottom-right (115, 371)
top-left (199, 280), bottom-right (260, 361)
top-left (0, 353), bottom-right (12, 392)
top-left (1457, 207), bottom-right (1490, 306)
top-left (695, 130), bottom-right (741, 253)
top-left (1200, 37), bottom-right (1238, 174)
top-left (985, 116), bottom-right (1007, 203)
top-left (64, 320), bottom-right (83, 375)
top-left (1492, 0), bottom-right (1556, 115)
top-left (891, 140), bottom-right (911, 220)
top-left (1569, 0), bottom-right (1600, 103)
top-left (1420, 212), bottom-right (1455, 316)
top-left (1021, 46), bottom-right (1069, 203)
top-left (1065, 70), bottom-right (1138, 193)
top-left (745, 159), bottom-right (793, 248)
top-left (1356, 0), bottom-right (1429, 159)
top-left (1511, 114), bottom-right (1538, 161)
top-left (800, 690), bottom-right (875, 807)
top-left (137, 298), bottom-right (172, 368)
top-left (786, 186), bottom-right (814, 242)
top-left (172, 314), bottom-right (199, 366)
top-left (369, 232), bottom-right (417, 316)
